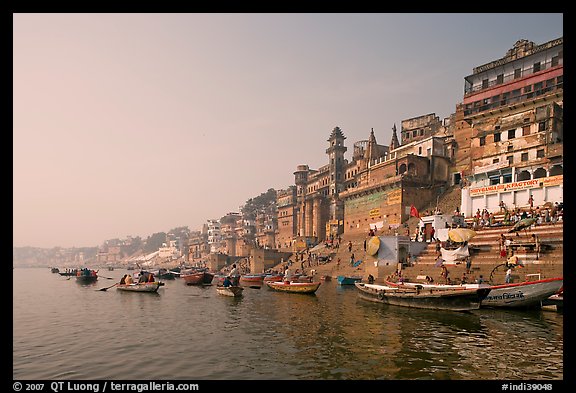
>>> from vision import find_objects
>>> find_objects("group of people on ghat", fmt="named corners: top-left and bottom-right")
top-left (471, 199), bottom-right (563, 229)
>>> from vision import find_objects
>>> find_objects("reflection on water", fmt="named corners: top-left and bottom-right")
top-left (13, 268), bottom-right (562, 380)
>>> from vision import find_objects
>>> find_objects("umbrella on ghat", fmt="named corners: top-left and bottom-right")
top-left (448, 228), bottom-right (477, 243)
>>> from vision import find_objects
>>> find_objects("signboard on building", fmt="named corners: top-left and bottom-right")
top-left (469, 175), bottom-right (563, 196)
top-left (387, 189), bottom-right (402, 205)
top-left (369, 208), bottom-right (380, 218)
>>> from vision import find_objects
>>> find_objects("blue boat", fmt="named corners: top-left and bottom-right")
top-left (337, 275), bottom-right (362, 285)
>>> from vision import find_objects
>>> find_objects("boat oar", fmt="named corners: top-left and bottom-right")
top-left (98, 275), bottom-right (115, 280)
top-left (97, 283), bottom-right (118, 291)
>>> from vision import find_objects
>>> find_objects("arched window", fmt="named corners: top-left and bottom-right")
top-left (533, 168), bottom-right (547, 179)
top-left (517, 170), bottom-right (531, 181)
top-left (398, 163), bottom-right (407, 175)
top-left (549, 165), bottom-right (563, 176)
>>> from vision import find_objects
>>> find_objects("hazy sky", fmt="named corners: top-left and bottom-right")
top-left (13, 13), bottom-right (563, 248)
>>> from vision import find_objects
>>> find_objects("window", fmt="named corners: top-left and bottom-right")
top-left (412, 130), bottom-right (417, 138)
top-left (522, 125), bottom-right (530, 136)
top-left (418, 146), bottom-right (422, 155)
top-left (521, 152), bottom-right (529, 161)
top-left (534, 82), bottom-right (543, 96)
top-left (491, 95), bottom-right (501, 108)
top-left (492, 158), bottom-right (499, 164)
top-left (479, 136), bottom-right (486, 146)
top-left (552, 55), bottom-right (559, 67)
top-left (496, 74), bottom-right (504, 84)
top-left (514, 68), bottom-right (522, 79)
top-left (539, 121), bottom-right (547, 132)
top-left (490, 177), bottom-right (500, 185)
top-left (508, 129), bottom-right (516, 139)
top-left (503, 173), bottom-right (512, 183)
top-left (482, 79), bottom-right (489, 89)
top-left (426, 148), bottom-right (431, 157)
top-left (557, 75), bottom-right (563, 89)
top-left (533, 62), bottom-right (541, 73)
top-left (494, 132), bottom-right (501, 142)
top-left (507, 144), bottom-right (513, 152)
top-left (501, 92), bottom-right (510, 105)
top-left (537, 149), bottom-right (545, 158)
top-left (507, 155), bottom-right (514, 164)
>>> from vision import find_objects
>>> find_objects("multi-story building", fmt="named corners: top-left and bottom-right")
top-left (460, 37), bottom-right (563, 215)
top-left (207, 219), bottom-right (222, 253)
top-left (275, 186), bottom-right (297, 249)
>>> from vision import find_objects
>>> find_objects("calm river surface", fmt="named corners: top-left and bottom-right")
top-left (13, 268), bottom-right (563, 381)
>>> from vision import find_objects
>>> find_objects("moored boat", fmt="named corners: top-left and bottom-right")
top-left (51, 267), bottom-right (60, 273)
top-left (266, 281), bottom-right (321, 294)
top-left (264, 273), bottom-right (284, 282)
top-left (216, 285), bottom-right (244, 297)
top-left (354, 282), bottom-right (490, 312)
top-left (240, 274), bottom-right (265, 287)
top-left (181, 271), bottom-right (206, 285)
top-left (337, 275), bottom-right (362, 285)
top-left (385, 277), bottom-right (563, 309)
top-left (116, 281), bottom-right (162, 293)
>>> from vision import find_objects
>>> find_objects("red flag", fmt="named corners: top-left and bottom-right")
top-left (410, 205), bottom-right (420, 218)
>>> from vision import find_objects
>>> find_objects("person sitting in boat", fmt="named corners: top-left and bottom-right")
top-left (125, 274), bottom-right (134, 285)
top-left (223, 276), bottom-right (233, 287)
top-left (367, 274), bottom-right (374, 284)
top-left (147, 272), bottom-right (155, 283)
top-left (120, 274), bottom-right (127, 285)
top-left (138, 271), bottom-right (148, 283)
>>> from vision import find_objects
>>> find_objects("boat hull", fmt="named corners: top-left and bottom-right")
top-left (266, 281), bottom-right (321, 294)
top-left (386, 278), bottom-right (563, 309)
top-left (116, 282), bottom-right (161, 293)
top-left (355, 282), bottom-right (490, 312)
top-left (216, 285), bottom-right (244, 297)
top-left (483, 278), bottom-right (563, 308)
top-left (337, 276), bottom-right (362, 285)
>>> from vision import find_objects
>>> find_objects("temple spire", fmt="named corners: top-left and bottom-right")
top-left (390, 123), bottom-right (400, 150)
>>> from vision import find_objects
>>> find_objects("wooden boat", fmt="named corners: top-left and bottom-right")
top-left (385, 277), bottom-right (564, 309)
top-left (240, 274), bottom-right (265, 286)
top-left (337, 275), bottom-right (362, 285)
top-left (216, 285), bottom-right (244, 297)
top-left (153, 268), bottom-right (177, 280)
top-left (116, 281), bottom-right (162, 293)
top-left (541, 289), bottom-right (563, 312)
top-left (181, 271), bottom-right (206, 285)
top-left (58, 269), bottom-right (78, 276)
top-left (354, 282), bottom-right (491, 312)
top-left (264, 273), bottom-right (284, 282)
top-left (75, 268), bottom-right (98, 284)
top-left (266, 281), bottom-right (321, 294)
top-left (50, 267), bottom-right (60, 273)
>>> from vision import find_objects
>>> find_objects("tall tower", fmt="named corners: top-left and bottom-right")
top-left (326, 126), bottom-right (347, 197)
top-left (326, 127), bottom-right (347, 237)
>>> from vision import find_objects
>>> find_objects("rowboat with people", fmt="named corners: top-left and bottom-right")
top-left (75, 268), bottom-right (98, 284)
top-left (116, 281), bottom-right (163, 293)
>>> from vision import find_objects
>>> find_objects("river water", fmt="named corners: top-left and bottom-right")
top-left (13, 268), bottom-right (563, 381)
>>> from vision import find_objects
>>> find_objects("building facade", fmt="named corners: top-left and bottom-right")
top-left (460, 37), bottom-right (563, 215)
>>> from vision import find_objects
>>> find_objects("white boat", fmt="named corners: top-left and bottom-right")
top-left (116, 282), bottom-right (163, 293)
top-left (216, 285), bottom-right (244, 297)
top-left (385, 277), bottom-right (563, 309)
